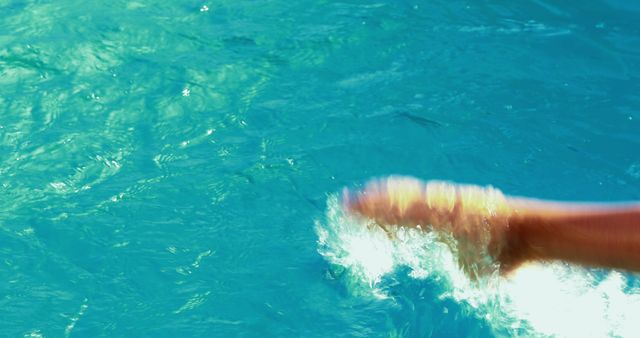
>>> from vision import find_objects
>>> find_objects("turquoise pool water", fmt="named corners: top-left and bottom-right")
top-left (1, 1), bottom-right (639, 337)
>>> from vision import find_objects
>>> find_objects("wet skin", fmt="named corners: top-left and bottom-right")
top-left (343, 177), bottom-right (640, 275)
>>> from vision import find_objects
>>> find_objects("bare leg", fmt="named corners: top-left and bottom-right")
top-left (343, 177), bottom-right (640, 276)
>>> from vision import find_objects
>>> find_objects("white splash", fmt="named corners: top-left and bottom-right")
top-left (315, 194), bottom-right (640, 337)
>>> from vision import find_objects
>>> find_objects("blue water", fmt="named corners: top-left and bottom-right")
top-left (1, 1), bottom-right (639, 337)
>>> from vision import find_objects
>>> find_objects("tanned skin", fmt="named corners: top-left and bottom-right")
top-left (343, 177), bottom-right (640, 275)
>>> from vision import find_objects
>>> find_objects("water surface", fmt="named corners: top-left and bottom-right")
top-left (1, 1), bottom-right (639, 337)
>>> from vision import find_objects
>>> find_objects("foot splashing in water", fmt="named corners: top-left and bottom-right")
top-left (315, 177), bottom-right (640, 337)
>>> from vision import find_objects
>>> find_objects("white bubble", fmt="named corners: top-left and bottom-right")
top-left (316, 194), bottom-right (640, 337)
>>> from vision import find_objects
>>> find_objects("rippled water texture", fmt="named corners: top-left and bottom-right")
top-left (1, 1), bottom-right (639, 337)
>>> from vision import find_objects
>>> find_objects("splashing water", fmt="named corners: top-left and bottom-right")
top-left (315, 194), bottom-right (640, 337)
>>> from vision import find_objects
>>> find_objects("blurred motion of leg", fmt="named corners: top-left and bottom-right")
top-left (343, 176), bottom-right (640, 277)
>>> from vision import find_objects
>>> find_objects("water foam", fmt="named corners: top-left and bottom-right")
top-left (315, 194), bottom-right (640, 337)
